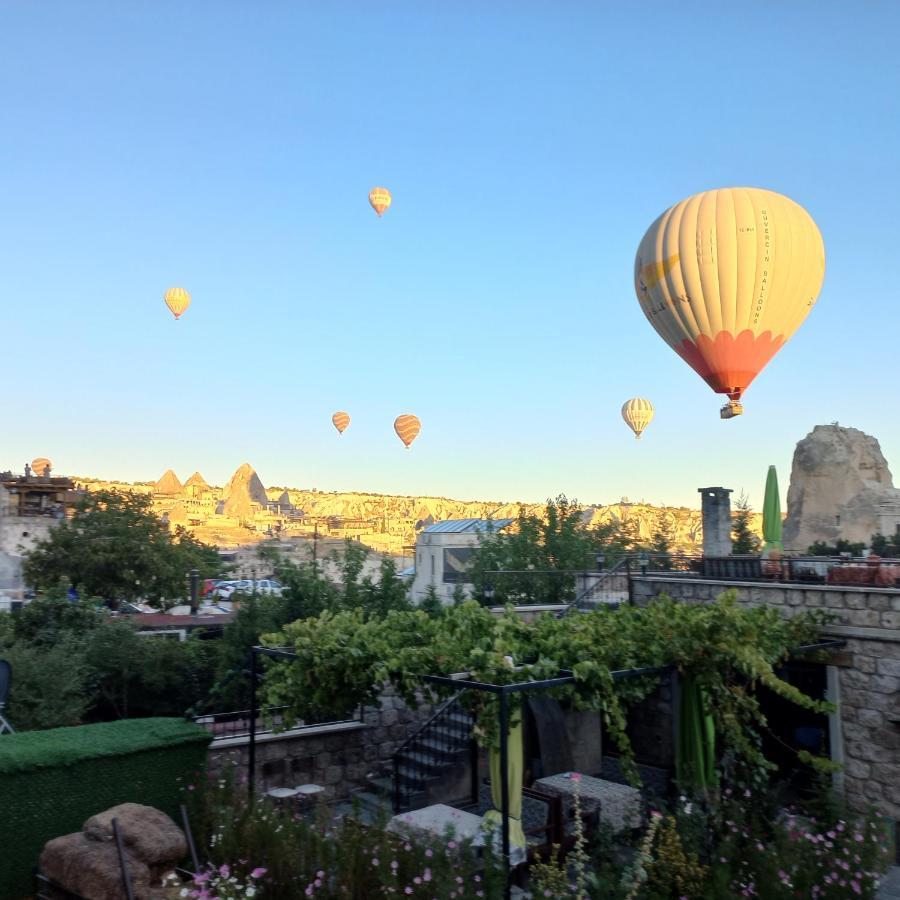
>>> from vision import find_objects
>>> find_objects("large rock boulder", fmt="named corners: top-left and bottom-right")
top-left (84, 803), bottom-right (187, 873)
top-left (783, 424), bottom-right (900, 550)
top-left (40, 804), bottom-right (186, 899)
top-left (39, 832), bottom-right (153, 900)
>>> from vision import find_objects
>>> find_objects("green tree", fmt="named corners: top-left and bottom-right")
top-left (22, 490), bottom-right (222, 608)
top-left (868, 532), bottom-right (900, 557)
top-left (467, 496), bottom-right (644, 604)
top-left (2, 637), bottom-right (92, 730)
top-left (807, 539), bottom-right (866, 556)
top-left (732, 493), bottom-right (761, 555)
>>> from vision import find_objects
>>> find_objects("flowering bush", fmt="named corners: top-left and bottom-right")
top-left (718, 807), bottom-right (892, 899)
top-left (185, 769), bottom-right (505, 898)
top-left (164, 863), bottom-right (268, 899)
top-left (615, 788), bottom-right (894, 899)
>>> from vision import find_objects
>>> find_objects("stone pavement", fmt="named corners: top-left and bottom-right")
top-left (878, 867), bottom-right (900, 899)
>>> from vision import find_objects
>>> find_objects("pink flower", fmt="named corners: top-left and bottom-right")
top-left (218, 864), bottom-right (230, 879)
top-left (250, 868), bottom-right (267, 879)
top-left (425, 849), bottom-right (433, 858)
top-left (851, 881), bottom-right (862, 895)
top-left (372, 858), bottom-right (380, 866)
top-left (405, 889), bottom-right (413, 895)
top-left (447, 840), bottom-right (457, 850)
top-left (570, 772), bottom-right (582, 782)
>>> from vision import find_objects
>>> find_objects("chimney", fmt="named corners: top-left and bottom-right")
top-left (698, 487), bottom-right (733, 557)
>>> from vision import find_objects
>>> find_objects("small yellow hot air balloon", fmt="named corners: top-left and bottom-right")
top-left (634, 187), bottom-right (825, 419)
top-left (369, 187), bottom-right (392, 217)
top-left (332, 411), bottom-right (351, 435)
top-left (31, 457), bottom-right (52, 476)
top-left (394, 414), bottom-right (420, 449)
top-left (621, 398), bottom-right (654, 439)
top-left (164, 287), bottom-right (191, 320)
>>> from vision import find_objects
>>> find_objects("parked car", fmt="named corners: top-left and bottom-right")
top-left (211, 579), bottom-right (283, 600)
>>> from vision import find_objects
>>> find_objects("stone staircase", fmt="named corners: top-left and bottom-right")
top-left (339, 695), bottom-right (477, 822)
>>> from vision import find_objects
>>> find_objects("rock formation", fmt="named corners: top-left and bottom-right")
top-left (221, 463), bottom-right (269, 520)
top-left (184, 472), bottom-right (210, 497)
top-left (153, 469), bottom-right (182, 496)
top-left (783, 424), bottom-right (900, 550)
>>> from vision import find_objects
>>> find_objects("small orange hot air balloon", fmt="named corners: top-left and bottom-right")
top-left (394, 414), bottom-right (420, 449)
top-left (369, 187), bottom-right (392, 217)
top-left (164, 287), bottom-right (191, 320)
top-left (332, 411), bottom-right (351, 435)
top-left (31, 457), bottom-right (52, 476)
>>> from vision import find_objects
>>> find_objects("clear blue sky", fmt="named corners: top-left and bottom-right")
top-left (1, 2), bottom-right (898, 510)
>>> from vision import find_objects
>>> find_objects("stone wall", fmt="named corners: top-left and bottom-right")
top-left (207, 688), bottom-right (436, 800)
top-left (631, 574), bottom-right (900, 821)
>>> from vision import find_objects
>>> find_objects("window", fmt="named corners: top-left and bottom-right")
top-left (430, 554), bottom-right (436, 581)
top-left (443, 548), bottom-right (474, 584)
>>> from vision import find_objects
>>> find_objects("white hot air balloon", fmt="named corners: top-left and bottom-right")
top-left (622, 398), bottom-right (654, 439)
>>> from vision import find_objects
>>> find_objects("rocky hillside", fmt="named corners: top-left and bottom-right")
top-left (71, 469), bottom-right (762, 553)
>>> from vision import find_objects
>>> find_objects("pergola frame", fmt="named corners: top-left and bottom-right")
top-left (421, 663), bottom-right (674, 893)
top-left (244, 638), bottom-right (844, 899)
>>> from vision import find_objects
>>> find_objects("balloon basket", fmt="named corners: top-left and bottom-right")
top-left (720, 400), bottom-right (744, 420)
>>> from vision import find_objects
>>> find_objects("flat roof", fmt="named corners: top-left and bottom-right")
top-left (421, 518), bottom-right (514, 534)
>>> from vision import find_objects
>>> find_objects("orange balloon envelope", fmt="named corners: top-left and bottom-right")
top-left (31, 456), bottom-right (52, 475)
top-left (634, 187), bottom-right (825, 415)
top-left (369, 187), bottom-right (392, 217)
top-left (332, 411), bottom-right (351, 435)
top-left (164, 287), bottom-right (191, 320)
top-left (394, 414), bottom-right (420, 449)
top-left (621, 398), bottom-right (654, 439)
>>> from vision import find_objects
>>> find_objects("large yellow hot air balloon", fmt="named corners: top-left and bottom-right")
top-left (621, 398), bottom-right (654, 439)
top-left (394, 414), bottom-right (420, 449)
top-left (369, 187), bottom-right (392, 217)
top-left (634, 188), bottom-right (825, 419)
top-left (332, 411), bottom-right (351, 435)
top-left (164, 287), bottom-right (191, 320)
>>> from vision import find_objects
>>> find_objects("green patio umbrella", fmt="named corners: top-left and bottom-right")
top-left (676, 676), bottom-right (716, 793)
top-left (762, 465), bottom-right (783, 552)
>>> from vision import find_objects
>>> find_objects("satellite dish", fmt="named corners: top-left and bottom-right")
top-left (31, 457), bottom-right (52, 476)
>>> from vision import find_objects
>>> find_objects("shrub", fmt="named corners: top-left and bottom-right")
top-left (186, 769), bottom-right (505, 899)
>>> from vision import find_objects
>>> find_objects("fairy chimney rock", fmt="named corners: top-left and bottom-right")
top-left (222, 463), bottom-right (268, 519)
top-left (783, 424), bottom-right (900, 550)
top-left (154, 469), bottom-right (182, 496)
top-left (184, 472), bottom-right (210, 497)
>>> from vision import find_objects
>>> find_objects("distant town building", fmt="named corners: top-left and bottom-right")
top-left (409, 518), bottom-right (514, 604)
top-left (0, 468), bottom-right (81, 597)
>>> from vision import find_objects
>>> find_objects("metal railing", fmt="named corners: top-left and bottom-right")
top-left (563, 557), bottom-right (632, 613)
top-left (392, 693), bottom-right (477, 813)
top-left (193, 704), bottom-right (363, 743)
top-left (629, 553), bottom-right (900, 587)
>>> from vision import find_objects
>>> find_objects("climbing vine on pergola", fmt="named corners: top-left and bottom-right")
top-left (261, 593), bottom-right (836, 786)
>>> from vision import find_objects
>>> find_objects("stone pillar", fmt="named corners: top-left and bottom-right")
top-left (699, 487), bottom-right (733, 556)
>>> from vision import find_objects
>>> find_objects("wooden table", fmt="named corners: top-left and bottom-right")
top-left (534, 773), bottom-right (642, 833)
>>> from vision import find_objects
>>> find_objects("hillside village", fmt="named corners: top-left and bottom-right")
top-left (72, 461), bottom-right (763, 557)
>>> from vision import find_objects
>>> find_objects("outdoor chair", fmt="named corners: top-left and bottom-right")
top-left (520, 785), bottom-right (565, 860)
top-left (0, 659), bottom-right (14, 734)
